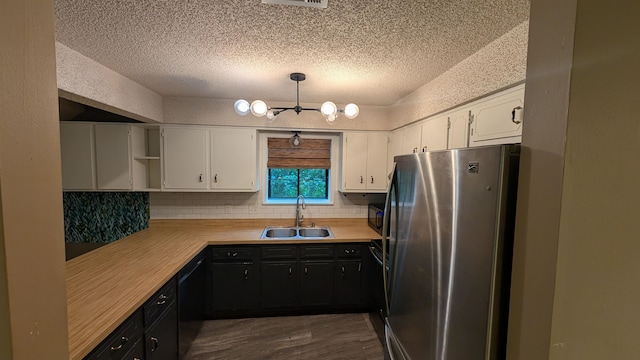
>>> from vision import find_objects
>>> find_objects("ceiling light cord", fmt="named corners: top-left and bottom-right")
top-left (234, 72), bottom-right (359, 123)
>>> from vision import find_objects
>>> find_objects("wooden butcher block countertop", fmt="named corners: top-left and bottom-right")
top-left (66, 218), bottom-right (379, 360)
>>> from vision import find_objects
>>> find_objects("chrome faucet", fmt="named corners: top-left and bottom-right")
top-left (295, 195), bottom-right (306, 227)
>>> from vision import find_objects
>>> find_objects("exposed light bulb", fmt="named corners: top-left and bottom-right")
top-left (344, 103), bottom-right (359, 119)
top-left (234, 99), bottom-right (250, 116)
top-left (293, 136), bottom-right (300, 146)
top-left (267, 110), bottom-right (276, 121)
top-left (320, 101), bottom-right (337, 117)
top-left (325, 114), bottom-right (337, 123)
top-left (250, 100), bottom-right (268, 117)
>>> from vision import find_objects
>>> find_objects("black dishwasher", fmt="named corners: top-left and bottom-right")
top-left (178, 249), bottom-right (206, 359)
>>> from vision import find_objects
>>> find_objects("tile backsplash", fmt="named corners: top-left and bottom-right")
top-left (150, 192), bottom-right (385, 220)
top-left (63, 192), bottom-right (149, 243)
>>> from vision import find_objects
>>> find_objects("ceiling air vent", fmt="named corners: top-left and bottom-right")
top-left (261, 0), bottom-right (328, 9)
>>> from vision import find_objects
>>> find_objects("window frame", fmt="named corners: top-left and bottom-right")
top-left (260, 131), bottom-right (338, 205)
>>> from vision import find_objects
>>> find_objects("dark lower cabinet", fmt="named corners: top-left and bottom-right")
top-left (299, 261), bottom-right (335, 307)
top-left (210, 262), bottom-right (260, 312)
top-left (261, 261), bottom-right (298, 309)
top-left (145, 301), bottom-right (178, 360)
top-left (84, 311), bottom-right (143, 360)
top-left (122, 338), bottom-right (144, 360)
top-left (207, 243), bottom-right (369, 318)
top-left (335, 260), bottom-right (363, 307)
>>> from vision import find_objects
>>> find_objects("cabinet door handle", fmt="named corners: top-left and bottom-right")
top-left (341, 266), bottom-right (345, 277)
top-left (150, 336), bottom-right (159, 352)
top-left (512, 106), bottom-right (523, 124)
top-left (198, 173), bottom-right (203, 182)
top-left (214, 174), bottom-right (218, 183)
top-left (358, 262), bottom-right (362, 272)
top-left (288, 267), bottom-right (293, 276)
top-left (304, 267), bottom-right (308, 275)
top-left (370, 176), bottom-right (374, 184)
top-left (110, 336), bottom-right (128, 352)
top-left (156, 294), bottom-right (168, 305)
top-left (244, 269), bottom-right (249, 280)
top-left (360, 176), bottom-right (363, 184)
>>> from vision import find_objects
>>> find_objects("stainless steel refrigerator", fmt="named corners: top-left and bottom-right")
top-left (382, 144), bottom-right (520, 360)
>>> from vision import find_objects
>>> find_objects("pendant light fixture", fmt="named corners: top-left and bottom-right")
top-left (234, 72), bottom-right (359, 123)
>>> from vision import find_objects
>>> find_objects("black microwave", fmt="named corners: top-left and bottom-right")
top-left (367, 203), bottom-right (385, 235)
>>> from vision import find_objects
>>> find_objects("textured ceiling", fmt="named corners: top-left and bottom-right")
top-left (54, 0), bottom-right (530, 106)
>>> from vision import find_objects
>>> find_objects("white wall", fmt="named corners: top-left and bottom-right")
top-left (56, 42), bottom-right (164, 123)
top-left (389, 21), bottom-right (529, 130)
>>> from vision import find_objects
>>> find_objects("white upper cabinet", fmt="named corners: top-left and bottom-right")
top-left (420, 116), bottom-right (449, 153)
top-left (401, 124), bottom-right (422, 155)
top-left (60, 122), bottom-right (96, 190)
top-left (341, 132), bottom-right (388, 192)
top-left (448, 109), bottom-right (470, 149)
top-left (162, 127), bottom-right (209, 190)
top-left (387, 130), bottom-right (404, 175)
top-left (469, 85), bottom-right (525, 146)
top-left (95, 124), bottom-right (131, 190)
top-left (210, 127), bottom-right (257, 191)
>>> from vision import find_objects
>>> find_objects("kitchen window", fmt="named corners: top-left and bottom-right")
top-left (262, 133), bottom-right (336, 204)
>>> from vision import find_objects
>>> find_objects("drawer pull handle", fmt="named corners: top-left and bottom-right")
top-left (156, 294), bottom-right (168, 305)
top-left (360, 176), bottom-right (363, 184)
top-left (151, 336), bottom-right (159, 352)
top-left (110, 336), bottom-right (128, 352)
top-left (344, 249), bottom-right (350, 254)
top-left (227, 252), bottom-right (238, 257)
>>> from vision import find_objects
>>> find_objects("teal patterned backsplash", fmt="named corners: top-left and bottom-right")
top-left (63, 192), bottom-right (149, 243)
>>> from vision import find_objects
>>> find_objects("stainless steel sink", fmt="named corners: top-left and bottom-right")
top-left (260, 226), bottom-right (334, 240)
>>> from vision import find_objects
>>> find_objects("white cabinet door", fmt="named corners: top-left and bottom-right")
top-left (366, 132), bottom-right (389, 191)
top-left (402, 124), bottom-right (422, 154)
top-left (95, 124), bottom-right (131, 190)
top-left (387, 130), bottom-right (403, 175)
top-left (342, 132), bottom-right (388, 192)
top-left (448, 109), bottom-right (470, 149)
top-left (210, 128), bottom-right (257, 191)
top-left (60, 123), bottom-right (96, 190)
top-left (162, 127), bottom-right (208, 190)
top-left (469, 86), bottom-right (524, 146)
top-left (342, 132), bottom-right (368, 191)
top-left (420, 116), bottom-right (449, 153)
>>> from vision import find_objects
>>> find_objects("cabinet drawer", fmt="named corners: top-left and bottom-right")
top-left (337, 244), bottom-right (362, 258)
top-left (300, 245), bottom-right (335, 258)
top-left (85, 310), bottom-right (143, 360)
top-left (144, 277), bottom-right (177, 328)
top-left (262, 246), bottom-right (297, 259)
top-left (211, 247), bottom-right (258, 261)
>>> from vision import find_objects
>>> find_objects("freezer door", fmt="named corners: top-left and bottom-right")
top-left (385, 145), bottom-right (517, 360)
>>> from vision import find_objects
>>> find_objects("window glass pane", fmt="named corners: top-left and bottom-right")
top-left (268, 168), bottom-right (299, 198)
top-left (268, 168), bottom-right (328, 200)
top-left (300, 169), bottom-right (328, 199)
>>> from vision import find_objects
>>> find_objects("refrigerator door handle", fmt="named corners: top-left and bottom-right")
top-left (385, 323), bottom-right (407, 360)
top-left (382, 162), bottom-right (397, 315)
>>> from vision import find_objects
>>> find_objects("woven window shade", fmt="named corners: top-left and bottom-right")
top-left (267, 138), bottom-right (331, 169)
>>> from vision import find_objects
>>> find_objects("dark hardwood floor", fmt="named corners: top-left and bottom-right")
top-left (183, 313), bottom-right (384, 360)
